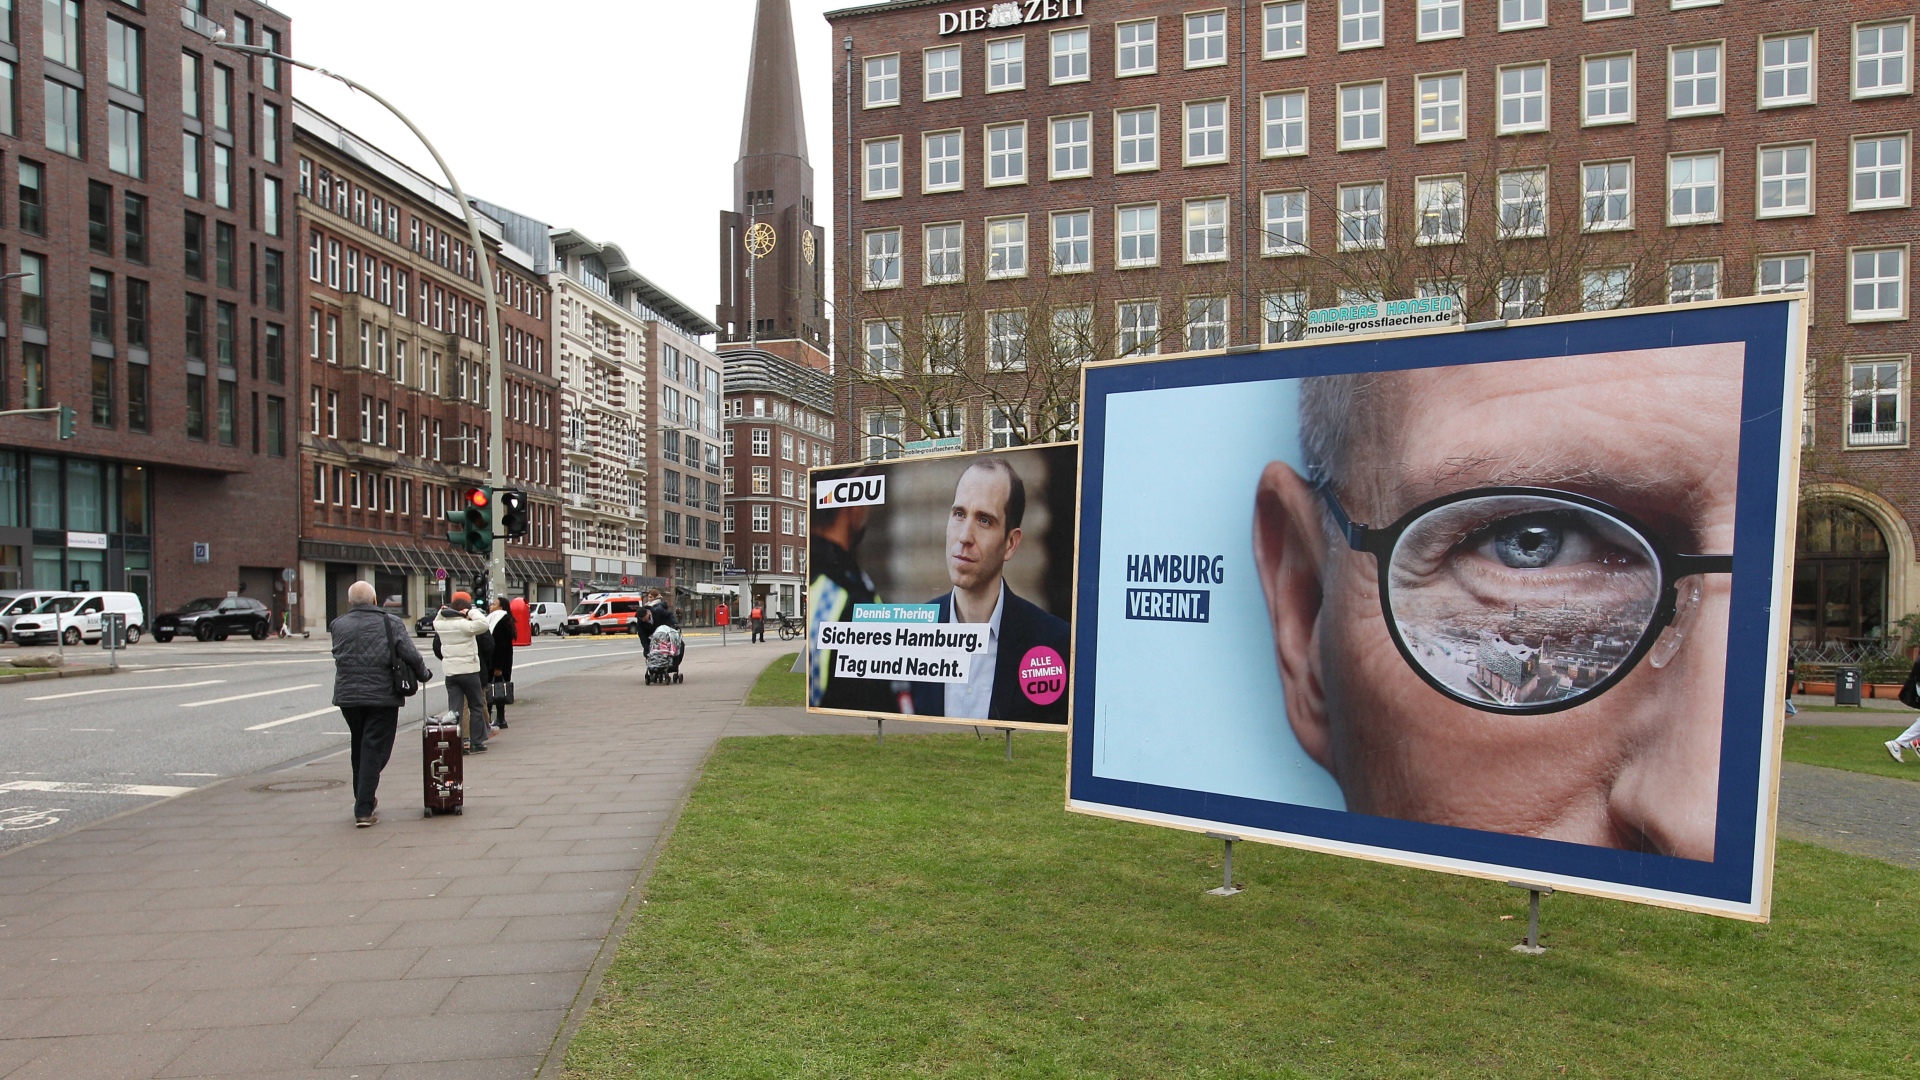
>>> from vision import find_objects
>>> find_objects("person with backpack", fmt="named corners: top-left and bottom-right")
top-left (330, 581), bottom-right (430, 827)
top-left (433, 592), bottom-right (493, 754)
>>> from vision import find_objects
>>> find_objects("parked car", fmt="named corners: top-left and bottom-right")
top-left (524, 601), bottom-right (567, 636)
top-left (564, 595), bottom-right (644, 635)
top-left (0, 590), bottom-right (72, 645)
top-left (151, 596), bottom-right (271, 642)
top-left (415, 610), bottom-right (439, 638)
top-left (10, 592), bottom-right (146, 646)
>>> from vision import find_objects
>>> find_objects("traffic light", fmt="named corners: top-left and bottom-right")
top-left (57, 405), bottom-right (75, 440)
top-left (445, 486), bottom-right (494, 554)
top-left (498, 489), bottom-right (529, 541)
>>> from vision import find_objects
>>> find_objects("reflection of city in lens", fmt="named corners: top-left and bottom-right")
top-left (1395, 600), bottom-right (1657, 706)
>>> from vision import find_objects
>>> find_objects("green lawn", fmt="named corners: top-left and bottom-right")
top-left (565, 733), bottom-right (1920, 1079)
top-left (1782, 724), bottom-right (1920, 783)
top-left (744, 652), bottom-right (804, 707)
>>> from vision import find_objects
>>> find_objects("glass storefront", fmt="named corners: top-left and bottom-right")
top-left (0, 450), bottom-right (151, 596)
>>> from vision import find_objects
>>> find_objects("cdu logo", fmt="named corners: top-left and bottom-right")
top-left (815, 476), bottom-right (886, 509)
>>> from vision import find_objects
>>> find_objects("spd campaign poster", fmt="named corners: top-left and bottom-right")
top-left (1069, 297), bottom-right (1805, 920)
top-left (808, 444), bottom-right (1078, 731)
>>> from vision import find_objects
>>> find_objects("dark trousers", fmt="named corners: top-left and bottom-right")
top-left (341, 705), bottom-right (399, 818)
top-left (750, 618), bottom-right (764, 643)
top-left (447, 674), bottom-right (487, 747)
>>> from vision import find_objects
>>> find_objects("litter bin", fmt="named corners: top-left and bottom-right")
top-left (1834, 666), bottom-right (1863, 706)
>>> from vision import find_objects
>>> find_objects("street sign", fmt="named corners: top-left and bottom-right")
top-left (696, 583), bottom-right (740, 595)
top-left (1304, 295), bottom-right (1461, 340)
top-left (281, 567), bottom-right (297, 583)
top-left (192, 542), bottom-right (211, 564)
top-left (435, 568), bottom-right (448, 581)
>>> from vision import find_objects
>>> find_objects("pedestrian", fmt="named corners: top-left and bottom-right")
top-left (1785, 657), bottom-right (1797, 717)
top-left (432, 591), bottom-right (493, 754)
top-left (1887, 653), bottom-right (1920, 762)
top-left (485, 596), bottom-right (517, 732)
top-left (750, 601), bottom-right (765, 643)
top-left (329, 581), bottom-right (430, 828)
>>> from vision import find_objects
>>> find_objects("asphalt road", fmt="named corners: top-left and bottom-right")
top-left (0, 627), bottom-right (719, 853)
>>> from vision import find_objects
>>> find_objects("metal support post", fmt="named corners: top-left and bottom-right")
top-left (875, 717), bottom-right (883, 745)
top-left (1003, 728), bottom-right (1013, 760)
top-left (1506, 881), bottom-right (1552, 954)
top-left (1204, 832), bottom-right (1244, 896)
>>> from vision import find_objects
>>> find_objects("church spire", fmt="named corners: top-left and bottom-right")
top-left (739, 0), bottom-right (809, 162)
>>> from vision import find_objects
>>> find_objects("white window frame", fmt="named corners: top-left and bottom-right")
top-left (1498, 168), bottom-right (1549, 238)
top-left (1846, 356), bottom-right (1909, 450)
top-left (1418, 0), bottom-right (1461, 42)
top-left (1756, 142), bottom-right (1814, 219)
top-left (1184, 99), bottom-right (1229, 165)
top-left (1668, 260), bottom-right (1721, 304)
top-left (986, 309), bottom-right (1028, 371)
top-left (1116, 203), bottom-right (1160, 268)
top-left (924, 222), bottom-right (965, 285)
top-left (987, 36), bottom-right (1026, 92)
top-left (1185, 10), bottom-right (1228, 70)
top-left (923, 129), bottom-right (964, 194)
top-left (1416, 174), bottom-right (1466, 245)
top-left (1582, 158), bottom-right (1634, 231)
top-left (1338, 81), bottom-right (1385, 150)
top-left (1849, 246), bottom-right (1909, 323)
top-left (1850, 132), bottom-right (1911, 211)
top-left (1498, 274), bottom-right (1548, 319)
top-left (1051, 209), bottom-right (1093, 274)
top-left (1671, 0), bottom-right (1721, 10)
top-left (1051, 27), bottom-right (1090, 84)
top-left (924, 45), bottom-right (962, 101)
top-left (986, 215), bottom-right (1028, 279)
top-left (1758, 31), bottom-right (1817, 109)
top-left (1185, 296), bottom-right (1228, 352)
top-left (1116, 300), bottom-right (1161, 357)
top-left (1261, 189), bottom-right (1307, 255)
top-left (1416, 72), bottom-right (1465, 143)
top-left (985, 121), bottom-right (1028, 187)
top-left (1499, 0), bottom-right (1546, 33)
top-left (1852, 19), bottom-right (1912, 100)
top-left (1756, 252), bottom-right (1812, 304)
top-left (1667, 151), bottom-right (1722, 225)
top-left (863, 228), bottom-right (902, 289)
top-left (1581, 267), bottom-right (1633, 311)
top-left (1582, 53), bottom-right (1635, 126)
top-left (1264, 2), bottom-right (1306, 58)
top-left (864, 54), bottom-right (900, 109)
top-left (1339, 0), bottom-right (1382, 51)
top-left (862, 137), bottom-right (902, 199)
top-left (1184, 196), bottom-right (1229, 263)
top-left (1262, 290), bottom-right (1310, 343)
top-left (1337, 182), bottom-right (1386, 251)
top-left (1115, 18), bottom-right (1157, 77)
top-left (863, 319), bottom-right (903, 377)
top-left (1498, 63), bottom-right (1550, 134)
top-left (1050, 114), bottom-right (1092, 179)
top-left (1114, 106), bottom-right (1160, 173)
top-left (1668, 42), bottom-right (1725, 118)
top-left (1258, 90), bottom-right (1307, 158)
top-left (1584, 0), bottom-right (1631, 22)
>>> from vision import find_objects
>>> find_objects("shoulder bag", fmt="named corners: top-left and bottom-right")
top-left (1899, 657), bottom-right (1920, 710)
top-left (384, 614), bottom-right (419, 698)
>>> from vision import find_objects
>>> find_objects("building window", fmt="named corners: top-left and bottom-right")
top-left (1498, 274), bottom-right (1547, 319)
top-left (212, 140), bottom-right (235, 205)
top-left (925, 222), bottom-right (963, 284)
top-left (18, 253), bottom-right (42, 327)
top-left (0, 61), bottom-right (16, 138)
top-left (1668, 261), bottom-right (1720, 304)
top-left (1338, 82), bottom-right (1383, 149)
top-left (987, 36), bottom-right (1025, 91)
top-left (1758, 144), bottom-right (1813, 218)
top-left (1415, 74), bottom-right (1463, 142)
top-left (1851, 134), bottom-right (1908, 210)
top-left (1115, 106), bottom-right (1158, 171)
top-left (1499, 64), bottom-right (1548, 133)
top-left (1261, 90), bottom-right (1306, 156)
top-left (989, 406), bottom-right (1025, 449)
top-left (1185, 296), bottom-right (1227, 351)
top-left (1052, 209), bottom-right (1091, 273)
top-left (1758, 253), bottom-right (1811, 300)
top-left (924, 130), bottom-right (962, 192)
top-left (1185, 10), bottom-right (1227, 69)
top-left (1582, 159), bottom-right (1633, 230)
top-left (1262, 290), bottom-right (1309, 343)
top-left (1417, 176), bottom-right (1465, 245)
top-left (1117, 18), bottom-right (1156, 75)
top-left (1052, 28), bottom-right (1089, 83)
top-left (1184, 100), bottom-right (1228, 164)
top-left (864, 54), bottom-right (899, 108)
top-left (1416, 0), bottom-right (1461, 40)
top-left (1582, 267), bottom-right (1632, 311)
top-left (43, 79), bottom-right (80, 157)
top-left (1848, 359), bottom-right (1906, 447)
top-left (926, 313), bottom-right (965, 374)
top-left (986, 121), bottom-right (1027, 185)
top-left (1586, 0), bottom-right (1630, 19)
top-left (987, 309), bottom-right (1028, 371)
top-left (1761, 33), bottom-right (1815, 107)
top-left (987, 215), bottom-right (1027, 278)
top-left (1338, 183), bottom-right (1385, 250)
top-left (263, 176), bottom-right (281, 237)
top-left (182, 132), bottom-right (202, 198)
top-left (1668, 152), bottom-right (1721, 224)
top-left (863, 320), bottom-right (902, 376)
top-left (1850, 247), bottom-right (1907, 322)
top-left (866, 409), bottom-right (903, 461)
top-left (1340, 0), bottom-right (1382, 50)
top-left (126, 279), bottom-right (147, 345)
top-left (1117, 300), bottom-right (1160, 356)
top-left (1498, 169), bottom-right (1548, 237)
top-left (1499, 0), bottom-right (1545, 32)
top-left (925, 45), bottom-right (961, 100)
top-left (88, 181), bottom-right (111, 254)
top-left (88, 271), bottom-right (111, 342)
top-left (1262, 190), bottom-right (1307, 254)
top-left (108, 104), bottom-right (143, 178)
top-left (863, 228), bottom-right (901, 289)
top-left (1854, 21), bottom-right (1911, 98)
top-left (1183, 197), bottom-right (1228, 262)
top-left (44, 0), bottom-right (78, 67)
top-left (1583, 54), bottom-right (1633, 125)
top-left (1265, 2), bottom-right (1305, 57)
top-left (751, 542), bottom-right (771, 570)
top-left (863, 138), bottom-right (901, 198)
top-left (1051, 115), bottom-right (1091, 178)
top-left (1670, 44), bottom-right (1723, 116)
top-left (1116, 203), bottom-right (1159, 267)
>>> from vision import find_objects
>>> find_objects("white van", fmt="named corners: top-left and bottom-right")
top-left (524, 601), bottom-right (567, 636)
top-left (9, 592), bottom-right (146, 646)
top-left (0, 590), bottom-right (72, 645)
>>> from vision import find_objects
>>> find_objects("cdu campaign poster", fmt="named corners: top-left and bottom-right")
top-left (808, 444), bottom-right (1078, 731)
top-left (1069, 297), bottom-right (1805, 920)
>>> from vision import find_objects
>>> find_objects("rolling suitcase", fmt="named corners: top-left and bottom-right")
top-left (422, 699), bottom-right (464, 817)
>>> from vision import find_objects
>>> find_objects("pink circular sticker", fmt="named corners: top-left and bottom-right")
top-left (1018, 646), bottom-right (1067, 706)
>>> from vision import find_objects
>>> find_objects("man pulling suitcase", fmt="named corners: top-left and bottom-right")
top-left (328, 581), bottom-right (431, 828)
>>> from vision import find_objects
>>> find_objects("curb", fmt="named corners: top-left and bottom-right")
top-left (0, 664), bottom-right (117, 685)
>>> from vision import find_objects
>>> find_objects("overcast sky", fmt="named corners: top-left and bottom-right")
top-left (272, 0), bottom-right (844, 328)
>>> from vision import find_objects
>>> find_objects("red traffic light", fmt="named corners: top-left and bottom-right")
top-left (466, 488), bottom-right (490, 509)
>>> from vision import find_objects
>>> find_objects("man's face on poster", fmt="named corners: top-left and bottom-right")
top-left (947, 464), bottom-right (1021, 593)
top-left (1254, 347), bottom-right (1743, 861)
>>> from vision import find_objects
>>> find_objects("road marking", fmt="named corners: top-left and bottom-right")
top-left (26, 679), bottom-right (227, 701)
top-left (246, 706), bottom-right (340, 731)
top-left (120, 658), bottom-right (336, 672)
top-left (169, 773), bottom-right (220, 777)
top-left (69, 729), bottom-right (115, 732)
top-left (0, 780), bottom-right (196, 798)
top-left (180, 683), bottom-right (321, 708)
top-left (513, 653), bottom-right (633, 671)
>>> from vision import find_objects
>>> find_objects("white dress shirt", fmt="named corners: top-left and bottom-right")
top-left (944, 581), bottom-right (1005, 720)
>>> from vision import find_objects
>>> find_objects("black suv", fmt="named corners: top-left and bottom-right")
top-left (153, 596), bottom-right (272, 642)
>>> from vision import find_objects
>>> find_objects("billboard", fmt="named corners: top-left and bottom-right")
top-left (808, 443), bottom-right (1078, 730)
top-left (1069, 298), bottom-right (1804, 920)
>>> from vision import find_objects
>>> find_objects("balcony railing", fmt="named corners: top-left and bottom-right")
top-left (1847, 421), bottom-right (1907, 447)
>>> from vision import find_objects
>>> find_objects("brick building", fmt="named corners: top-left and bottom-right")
top-left (0, 0), bottom-right (296, 622)
top-left (293, 103), bottom-right (561, 626)
top-left (722, 347), bottom-right (834, 618)
top-left (827, 0), bottom-right (1919, 655)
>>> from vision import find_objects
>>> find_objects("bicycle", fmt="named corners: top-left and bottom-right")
top-left (778, 615), bottom-right (803, 641)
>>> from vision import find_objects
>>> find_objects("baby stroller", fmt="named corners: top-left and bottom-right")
top-left (645, 625), bottom-right (684, 685)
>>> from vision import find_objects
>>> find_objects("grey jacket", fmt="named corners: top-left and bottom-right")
top-left (331, 605), bottom-right (431, 708)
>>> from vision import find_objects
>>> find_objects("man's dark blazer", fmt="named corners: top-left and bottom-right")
top-left (907, 583), bottom-right (1070, 725)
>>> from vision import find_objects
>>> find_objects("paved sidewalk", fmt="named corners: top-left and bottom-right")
top-left (0, 640), bottom-right (863, 1079)
top-left (1777, 761), bottom-right (1920, 870)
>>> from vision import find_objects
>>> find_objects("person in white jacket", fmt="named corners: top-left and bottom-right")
top-left (432, 591), bottom-right (491, 753)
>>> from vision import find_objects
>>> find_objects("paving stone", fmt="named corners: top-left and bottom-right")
top-left (296, 977), bottom-right (459, 1022)
top-left (156, 1019), bottom-right (355, 1078)
top-left (152, 984), bottom-right (328, 1030)
top-left (404, 940), bottom-right (601, 980)
top-left (3, 1029), bottom-right (201, 1080)
top-left (319, 1011), bottom-right (564, 1067)
top-left (0, 989), bottom-right (186, 1038)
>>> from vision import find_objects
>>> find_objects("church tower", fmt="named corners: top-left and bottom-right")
top-left (717, 0), bottom-right (830, 371)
